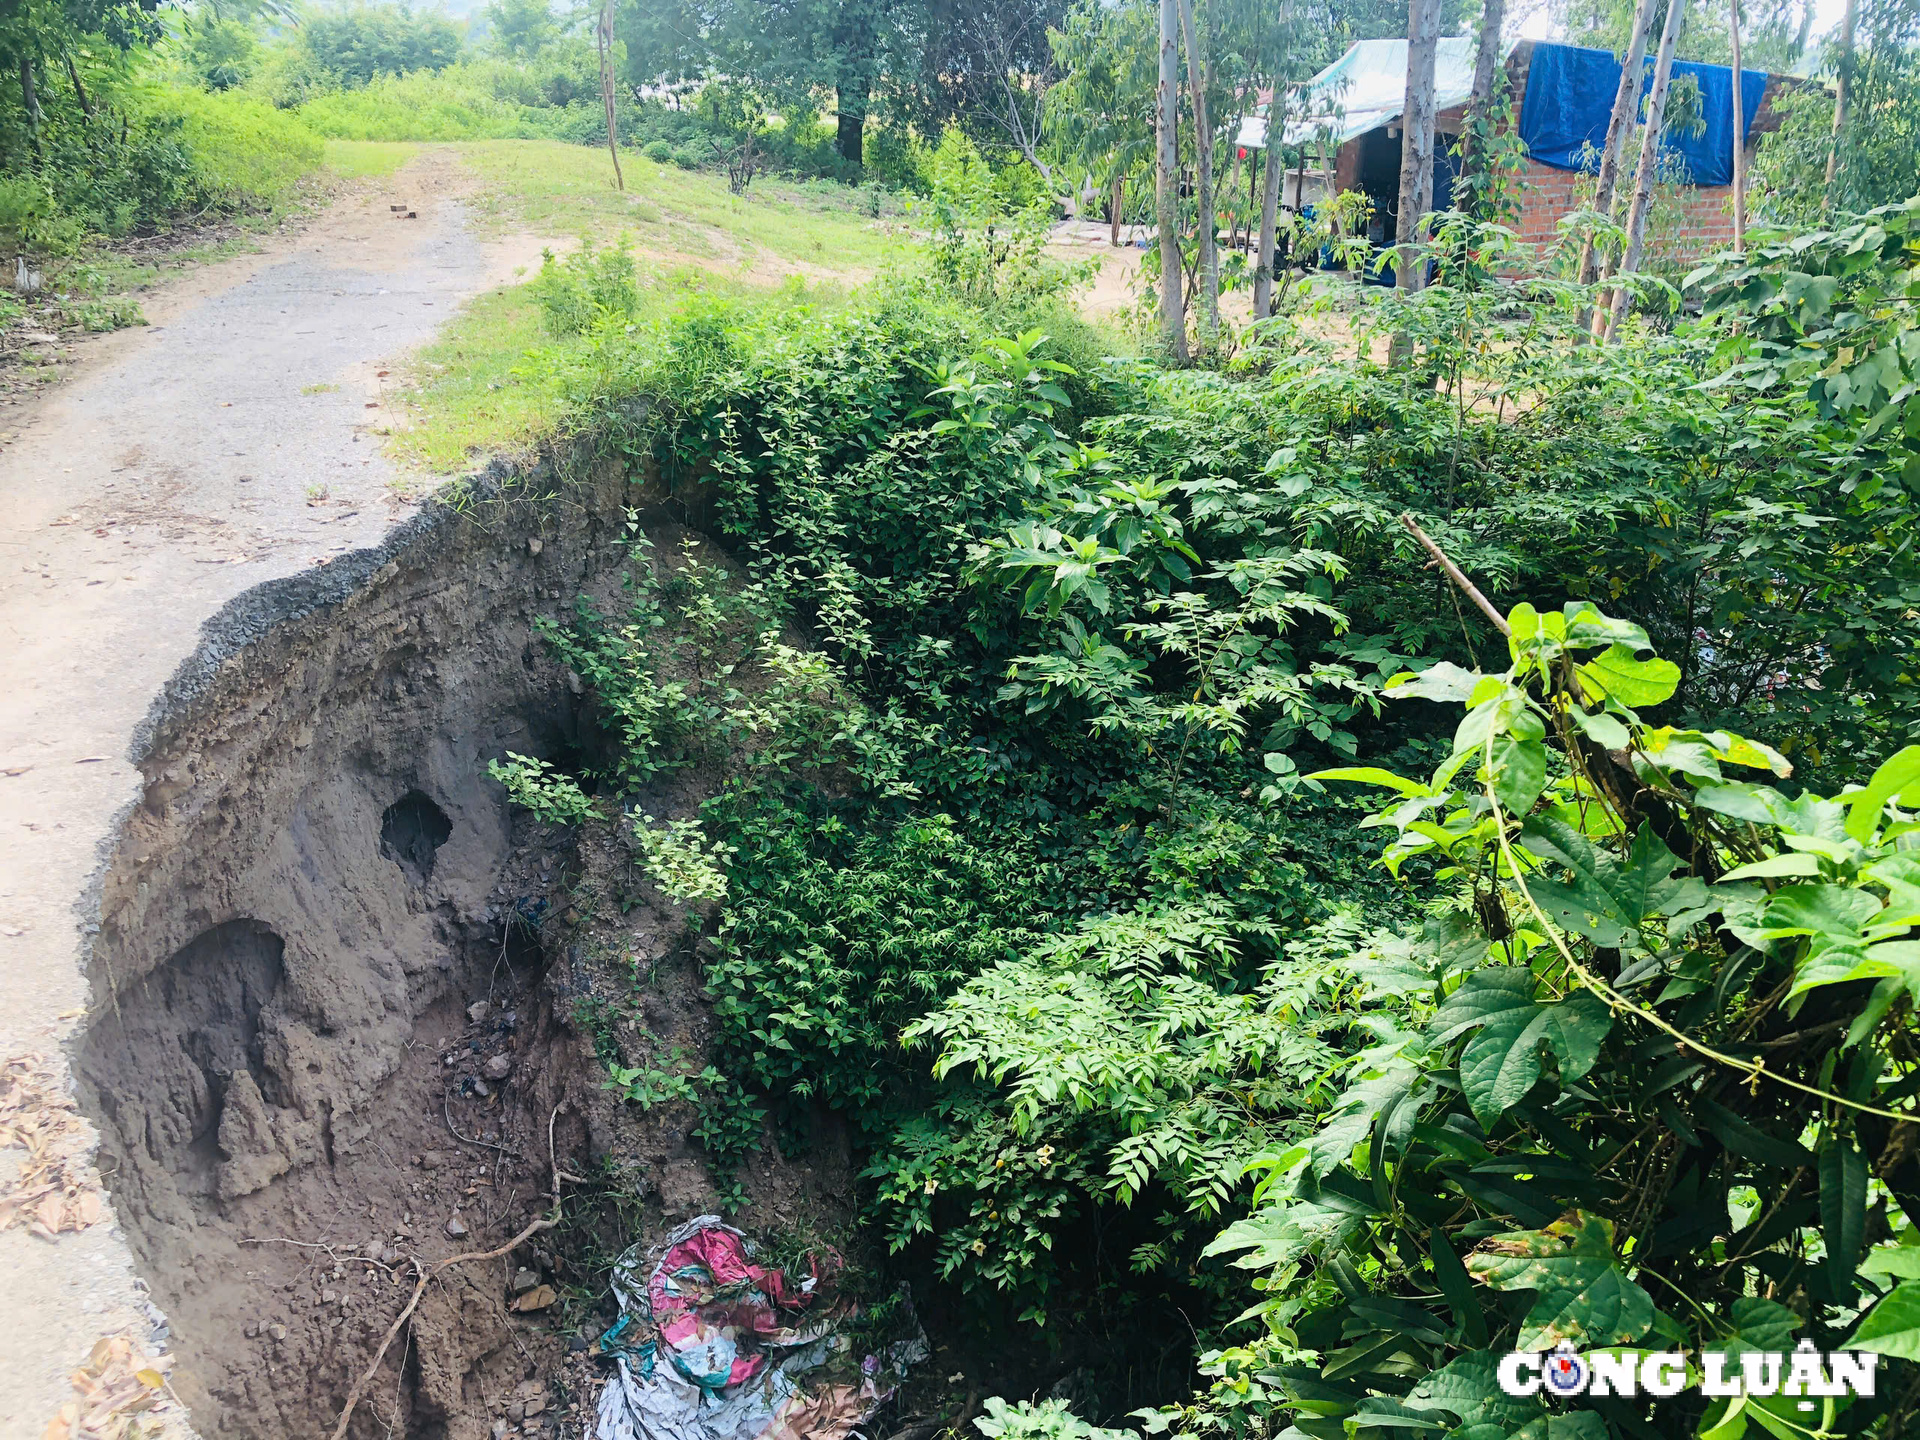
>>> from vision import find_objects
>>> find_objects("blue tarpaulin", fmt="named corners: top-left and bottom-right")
top-left (1518, 41), bottom-right (1768, 188)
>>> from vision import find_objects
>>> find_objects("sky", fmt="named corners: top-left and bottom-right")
top-left (1511, 0), bottom-right (1851, 47)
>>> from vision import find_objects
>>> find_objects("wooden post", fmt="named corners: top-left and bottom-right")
top-left (1176, 0), bottom-right (1220, 348)
top-left (1603, 0), bottom-right (1685, 340)
top-left (1156, 0), bottom-right (1189, 362)
top-left (1460, 0), bottom-right (1507, 193)
top-left (1825, 0), bottom-right (1857, 208)
top-left (1730, 0), bottom-right (1746, 251)
top-left (1110, 171), bottom-right (1124, 246)
top-left (1394, 0), bottom-right (1442, 297)
top-left (1577, 0), bottom-right (1660, 288)
top-left (1253, 115), bottom-right (1285, 317)
top-left (597, 0), bottom-right (624, 191)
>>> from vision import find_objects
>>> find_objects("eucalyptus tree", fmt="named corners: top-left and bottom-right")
top-left (1046, 0), bottom-right (1158, 243)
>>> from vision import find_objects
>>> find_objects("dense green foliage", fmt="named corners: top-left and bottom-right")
top-left (481, 185), bottom-right (1920, 1436)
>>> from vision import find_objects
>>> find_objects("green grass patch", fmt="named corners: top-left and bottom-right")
top-left (143, 88), bottom-right (326, 211)
top-left (453, 141), bottom-right (904, 278)
top-left (324, 140), bottom-right (419, 179)
top-left (387, 283), bottom-right (560, 475)
top-left (296, 67), bottom-right (581, 142)
top-left (385, 140), bottom-right (897, 479)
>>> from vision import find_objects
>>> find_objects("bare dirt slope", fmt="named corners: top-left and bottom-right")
top-left (0, 149), bottom-right (557, 1440)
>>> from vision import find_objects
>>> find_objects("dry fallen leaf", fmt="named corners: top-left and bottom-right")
top-left (509, 1284), bottom-right (557, 1312)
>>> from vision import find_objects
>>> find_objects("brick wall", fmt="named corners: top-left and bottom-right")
top-left (1508, 157), bottom-right (1738, 264)
top-left (1322, 42), bottom-right (1791, 268)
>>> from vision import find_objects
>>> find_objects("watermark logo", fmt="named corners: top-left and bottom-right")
top-left (1498, 1341), bottom-right (1878, 1409)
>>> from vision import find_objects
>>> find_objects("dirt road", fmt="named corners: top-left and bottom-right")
top-left (0, 150), bottom-right (544, 1439)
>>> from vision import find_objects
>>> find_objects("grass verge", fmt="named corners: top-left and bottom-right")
top-left (387, 141), bottom-right (899, 478)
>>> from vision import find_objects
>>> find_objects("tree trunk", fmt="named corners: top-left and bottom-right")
top-left (1577, 0), bottom-right (1660, 286)
top-left (1393, 0), bottom-right (1443, 316)
top-left (1825, 0), bottom-right (1857, 207)
top-left (597, 0), bottom-right (623, 191)
top-left (1459, 0), bottom-right (1507, 189)
top-left (63, 52), bottom-right (93, 121)
top-left (1729, 0), bottom-right (1746, 251)
top-left (1176, 0), bottom-right (1219, 348)
top-left (1156, 0), bottom-right (1189, 362)
top-left (835, 88), bottom-right (866, 168)
top-left (19, 54), bottom-right (42, 134)
top-left (1110, 171), bottom-right (1124, 246)
top-left (1603, 0), bottom-right (1685, 340)
top-left (1252, 127), bottom-right (1285, 318)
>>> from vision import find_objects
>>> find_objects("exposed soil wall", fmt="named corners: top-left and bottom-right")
top-left (69, 453), bottom-right (853, 1440)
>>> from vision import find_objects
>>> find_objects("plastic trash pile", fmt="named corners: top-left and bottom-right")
top-left (595, 1216), bottom-right (926, 1440)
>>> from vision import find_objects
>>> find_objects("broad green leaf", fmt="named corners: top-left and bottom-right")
top-left (1866, 853), bottom-right (1920, 925)
top-left (1720, 853), bottom-right (1826, 882)
top-left (1308, 1064), bottom-right (1423, 1177)
top-left (1569, 706), bottom-right (1631, 750)
top-left (1487, 734), bottom-right (1549, 816)
top-left (1426, 1237), bottom-right (1492, 1350)
top-left (1385, 661), bottom-right (1483, 704)
top-left (1724, 1296), bottom-right (1801, 1355)
top-left (1705, 731), bottom-right (1793, 777)
top-left (1860, 1246), bottom-right (1920, 1280)
top-left (1467, 1211), bottom-right (1654, 1350)
top-left (1759, 883), bottom-right (1883, 946)
top-left (1431, 970), bottom-right (1535, 1045)
top-left (1307, 766), bottom-right (1434, 797)
top-left (1700, 1100), bottom-right (1816, 1170)
top-left (1345, 1398), bottom-right (1450, 1431)
top-left (1561, 601), bottom-right (1653, 653)
top-left (1404, 1350), bottom-right (1538, 1429)
top-left (1519, 819), bottom-right (1687, 949)
top-left (1847, 744), bottom-right (1920, 842)
top-left (1507, 602), bottom-right (1541, 651)
top-left (1821, 1138), bottom-right (1870, 1290)
top-left (1456, 993), bottom-right (1611, 1125)
top-left (1694, 783), bottom-right (1847, 839)
top-left (1509, 1412), bottom-right (1609, 1440)
top-left (1577, 644), bottom-right (1681, 708)
top-left (1849, 1279), bottom-right (1920, 1359)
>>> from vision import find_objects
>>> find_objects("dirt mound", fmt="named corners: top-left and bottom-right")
top-left (70, 458), bottom-right (851, 1440)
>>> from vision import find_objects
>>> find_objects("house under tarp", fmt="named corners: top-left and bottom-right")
top-left (1237, 38), bottom-right (1798, 263)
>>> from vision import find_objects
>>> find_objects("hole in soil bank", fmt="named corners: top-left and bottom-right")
top-left (383, 789), bottom-right (453, 883)
top-left (73, 508), bottom-right (859, 1440)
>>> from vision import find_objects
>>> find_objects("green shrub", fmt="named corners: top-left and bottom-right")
top-left (642, 139), bottom-right (672, 163)
top-left (486, 753), bottom-right (596, 825)
top-left (974, 1398), bottom-right (1134, 1440)
top-left (297, 3), bottom-right (464, 87)
top-left (528, 235), bottom-right (642, 336)
top-left (144, 88), bottom-right (324, 211)
top-left (293, 65), bottom-right (579, 141)
top-left (670, 143), bottom-right (703, 170)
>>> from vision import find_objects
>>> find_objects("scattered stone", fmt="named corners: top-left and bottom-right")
top-left (267, 1324), bottom-right (287, 1342)
top-left (493, 1422), bottom-right (511, 1439)
top-left (510, 1267), bottom-right (540, 1295)
top-left (322, 1290), bottom-right (338, 1304)
top-left (378, 1246), bottom-right (399, 1265)
top-left (526, 537), bottom-right (543, 555)
top-left (445, 1215), bottom-right (469, 1240)
top-left (523, 1395), bottom-right (547, 1417)
top-left (484, 1053), bottom-right (513, 1080)
top-left (468, 1000), bottom-right (492, 1024)
top-left (471, 1078), bottom-right (491, 1099)
top-left (418, 1151), bottom-right (444, 1171)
